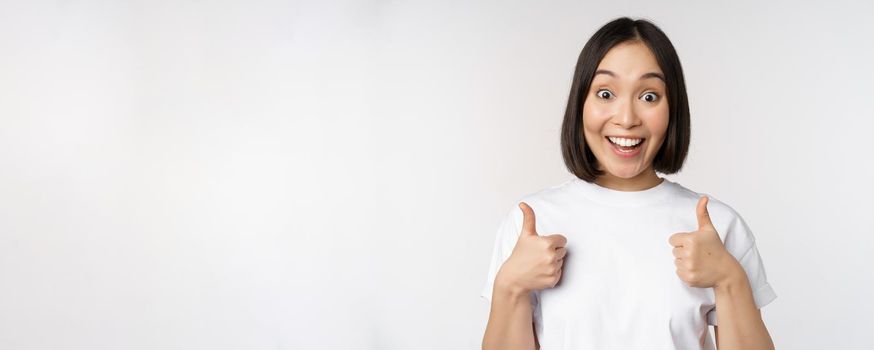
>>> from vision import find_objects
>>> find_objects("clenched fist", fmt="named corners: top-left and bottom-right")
top-left (495, 202), bottom-right (568, 296)
top-left (669, 196), bottom-right (742, 288)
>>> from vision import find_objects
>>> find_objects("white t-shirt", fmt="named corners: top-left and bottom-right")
top-left (481, 177), bottom-right (776, 350)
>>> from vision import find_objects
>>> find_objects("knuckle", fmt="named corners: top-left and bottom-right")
top-left (687, 272), bottom-right (698, 282)
top-left (547, 235), bottom-right (565, 246)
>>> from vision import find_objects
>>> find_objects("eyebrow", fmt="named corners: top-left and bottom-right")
top-left (594, 69), bottom-right (665, 82)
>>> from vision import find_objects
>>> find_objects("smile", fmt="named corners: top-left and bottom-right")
top-left (605, 136), bottom-right (645, 158)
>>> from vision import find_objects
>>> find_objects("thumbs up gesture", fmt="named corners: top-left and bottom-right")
top-left (669, 196), bottom-right (742, 288)
top-left (495, 202), bottom-right (568, 296)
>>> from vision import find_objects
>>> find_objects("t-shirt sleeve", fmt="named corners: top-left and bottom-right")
top-left (706, 210), bottom-right (777, 326)
top-left (480, 205), bottom-right (539, 311)
top-left (480, 206), bottom-right (520, 302)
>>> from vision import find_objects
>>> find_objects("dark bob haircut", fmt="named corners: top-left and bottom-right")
top-left (560, 17), bottom-right (690, 183)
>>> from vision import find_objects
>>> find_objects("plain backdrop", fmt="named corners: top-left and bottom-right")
top-left (1, 0), bottom-right (873, 349)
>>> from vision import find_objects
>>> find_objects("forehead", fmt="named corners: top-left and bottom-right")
top-left (595, 41), bottom-right (663, 79)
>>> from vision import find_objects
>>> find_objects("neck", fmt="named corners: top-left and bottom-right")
top-left (594, 167), bottom-right (663, 192)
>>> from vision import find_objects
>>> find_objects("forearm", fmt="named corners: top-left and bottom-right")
top-left (713, 261), bottom-right (775, 350)
top-left (482, 278), bottom-right (536, 350)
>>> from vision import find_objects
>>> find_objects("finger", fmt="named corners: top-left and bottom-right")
top-left (696, 196), bottom-right (715, 230)
top-left (674, 257), bottom-right (683, 268)
top-left (546, 234), bottom-right (567, 247)
top-left (675, 269), bottom-right (686, 282)
top-left (555, 247), bottom-right (567, 260)
top-left (519, 202), bottom-right (538, 236)
top-left (551, 269), bottom-right (563, 287)
top-left (668, 232), bottom-right (688, 247)
top-left (672, 246), bottom-right (683, 258)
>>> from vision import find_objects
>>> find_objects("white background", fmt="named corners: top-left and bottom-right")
top-left (1, 0), bottom-right (873, 349)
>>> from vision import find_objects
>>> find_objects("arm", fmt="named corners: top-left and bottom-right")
top-left (483, 202), bottom-right (562, 350)
top-left (482, 276), bottom-right (537, 350)
top-left (669, 196), bottom-right (775, 350)
top-left (712, 260), bottom-right (775, 350)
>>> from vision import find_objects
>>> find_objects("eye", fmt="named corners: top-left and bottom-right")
top-left (596, 89), bottom-right (613, 100)
top-left (641, 92), bottom-right (660, 103)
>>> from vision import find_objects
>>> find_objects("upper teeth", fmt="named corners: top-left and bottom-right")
top-left (608, 137), bottom-right (643, 147)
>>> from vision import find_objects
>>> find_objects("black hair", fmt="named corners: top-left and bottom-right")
top-left (560, 17), bottom-right (690, 182)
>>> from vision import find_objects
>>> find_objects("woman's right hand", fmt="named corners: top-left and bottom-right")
top-left (495, 202), bottom-right (568, 296)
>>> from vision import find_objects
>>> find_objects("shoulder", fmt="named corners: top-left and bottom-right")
top-left (671, 182), bottom-right (757, 253)
top-left (500, 178), bottom-right (578, 231)
top-left (670, 181), bottom-right (745, 225)
top-left (517, 178), bottom-right (578, 207)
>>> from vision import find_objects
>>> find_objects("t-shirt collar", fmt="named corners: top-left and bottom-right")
top-left (572, 176), bottom-right (674, 208)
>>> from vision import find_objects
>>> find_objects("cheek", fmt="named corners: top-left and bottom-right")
top-left (641, 107), bottom-right (669, 141)
top-left (582, 103), bottom-right (610, 135)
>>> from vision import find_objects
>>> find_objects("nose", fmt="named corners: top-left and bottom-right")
top-left (612, 98), bottom-right (642, 129)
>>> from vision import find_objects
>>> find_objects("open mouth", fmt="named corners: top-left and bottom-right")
top-left (605, 136), bottom-right (645, 154)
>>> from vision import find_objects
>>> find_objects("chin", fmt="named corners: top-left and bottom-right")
top-left (604, 165), bottom-right (645, 179)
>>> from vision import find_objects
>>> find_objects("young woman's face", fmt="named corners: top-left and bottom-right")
top-left (582, 41), bottom-right (669, 180)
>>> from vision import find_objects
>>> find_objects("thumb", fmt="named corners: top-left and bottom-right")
top-left (696, 195), bottom-right (715, 231)
top-left (519, 202), bottom-right (538, 236)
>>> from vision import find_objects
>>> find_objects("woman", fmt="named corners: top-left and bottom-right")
top-left (480, 17), bottom-right (777, 350)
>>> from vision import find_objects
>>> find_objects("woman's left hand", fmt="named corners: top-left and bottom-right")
top-left (668, 196), bottom-right (742, 288)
